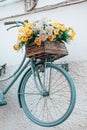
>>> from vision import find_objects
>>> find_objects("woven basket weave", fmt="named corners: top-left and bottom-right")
top-left (25, 41), bottom-right (68, 60)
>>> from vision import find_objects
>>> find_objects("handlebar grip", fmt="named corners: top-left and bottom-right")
top-left (4, 21), bottom-right (16, 25)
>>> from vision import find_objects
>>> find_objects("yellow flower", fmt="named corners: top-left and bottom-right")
top-left (48, 35), bottom-right (54, 41)
top-left (13, 42), bottom-right (19, 51)
top-left (68, 27), bottom-right (76, 40)
top-left (69, 32), bottom-right (75, 40)
top-left (21, 34), bottom-right (28, 42)
top-left (54, 29), bottom-right (59, 35)
top-left (24, 22), bottom-right (32, 28)
top-left (34, 37), bottom-right (41, 45)
top-left (68, 27), bottom-right (75, 32)
top-left (18, 26), bottom-right (25, 32)
top-left (59, 24), bottom-right (66, 31)
top-left (50, 20), bottom-right (59, 27)
top-left (25, 28), bottom-right (32, 36)
top-left (17, 34), bottom-right (22, 40)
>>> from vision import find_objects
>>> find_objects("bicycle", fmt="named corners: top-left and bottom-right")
top-left (0, 21), bottom-right (76, 127)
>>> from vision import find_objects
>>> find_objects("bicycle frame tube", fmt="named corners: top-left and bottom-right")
top-left (3, 56), bottom-right (47, 96)
top-left (3, 59), bottom-right (30, 95)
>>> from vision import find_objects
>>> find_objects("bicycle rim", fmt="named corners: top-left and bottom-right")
top-left (20, 63), bottom-right (76, 127)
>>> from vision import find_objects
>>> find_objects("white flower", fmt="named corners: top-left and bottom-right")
top-left (32, 20), bottom-right (43, 31)
top-left (45, 26), bottom-right (53, 35)
top-left (39, 30), bottom-right (48, 41)
top-left (41, 17), bottom-right (50, 25)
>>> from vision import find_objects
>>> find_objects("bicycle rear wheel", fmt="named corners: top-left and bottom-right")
top-left (19, 62), bottom-right (76, 127)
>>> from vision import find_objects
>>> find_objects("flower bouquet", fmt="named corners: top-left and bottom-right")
top-left (13, 18), bottom-right (75, 60)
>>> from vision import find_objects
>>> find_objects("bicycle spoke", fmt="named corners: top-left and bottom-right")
top-left (49, 97), bottom-right (63, 117)
top-left (29, 97), bottom-right (42, 114)
top-left (19, 92), bottom-right (41, 95)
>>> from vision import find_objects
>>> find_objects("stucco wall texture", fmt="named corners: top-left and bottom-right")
top-left (0, 60), bottom-right (87, 130)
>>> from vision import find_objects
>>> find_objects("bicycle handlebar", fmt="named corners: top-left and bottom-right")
top-left (4, 21), bottom-right (23, 25)
top-left (4, 21), bottom-right (17, 25)
top-left (4, 21), bottom-right (23, 30)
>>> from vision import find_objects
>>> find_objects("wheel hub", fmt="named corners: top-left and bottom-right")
top-left (43, 91), bottom-right (49, 97)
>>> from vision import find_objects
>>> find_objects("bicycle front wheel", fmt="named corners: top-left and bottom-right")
top-left (19, 62), bottom-right (76, 127)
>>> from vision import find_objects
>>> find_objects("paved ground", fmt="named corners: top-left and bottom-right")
top-left (0, 61), bottom-right (87, 130)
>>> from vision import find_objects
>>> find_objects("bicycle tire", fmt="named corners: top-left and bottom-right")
top-left (19, 62), bottom-right (76, 127)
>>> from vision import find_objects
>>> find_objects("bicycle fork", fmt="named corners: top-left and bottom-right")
top-left (30, 59), bottom-right (49, 97)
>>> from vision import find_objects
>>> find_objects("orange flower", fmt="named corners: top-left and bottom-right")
top-left (21, 34), bottom-right (28, 42)
top-left (13, 43), bottom-right (19, 51)
top-left (48, 35), bottom-right (54, 41)
top-left (34, 37), bottom-right (41, 45)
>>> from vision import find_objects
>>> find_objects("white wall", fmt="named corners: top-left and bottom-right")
top-left (0, 0), bottom-right (24, 19)
top-left (0, 2), bottom-right (87, 65)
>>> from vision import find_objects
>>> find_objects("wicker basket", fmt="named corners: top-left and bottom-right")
top-left (25, 41), bottom-right (68, 60)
